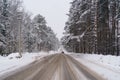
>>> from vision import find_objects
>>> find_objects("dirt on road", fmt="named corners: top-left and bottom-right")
top-left (1, 54), bottom-right (106, 80)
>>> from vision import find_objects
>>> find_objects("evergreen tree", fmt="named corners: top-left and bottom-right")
top-left (0, 0), bottom-right (8, 55)
top-left (62, 0), bottom-right (120, 55)
top-left (32, 14), bottom-right (59, 52)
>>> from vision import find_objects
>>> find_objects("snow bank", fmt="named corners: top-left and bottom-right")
top-left (0, 52), bottom-right (48, 76)
top-left (72, 53), bottom-right (120, 70)
top-left (84, 54), bottom-right (120, 69)
top-left (71, 53), bottom-right (120, 80)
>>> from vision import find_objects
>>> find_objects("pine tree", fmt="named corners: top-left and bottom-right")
top-left (0, 0), bottom-right (8, 55)
top-left (32, 14), bottom-right (59, 52)
top-left (63, 0), bottom-right (120, 55)
top-left (116, 0), bottom-right (120, 55)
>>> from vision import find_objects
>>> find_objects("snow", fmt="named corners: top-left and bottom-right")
top-left (0, 52), bottom-right (49, 76)
top-left (69, 32), bottom-right (85, 42)
top-left (80, 9), bottom-right (90, 19)
top-left (1, 52), bottom-right (120, 80)
top-left (71, 53), bottom-right (120, 80)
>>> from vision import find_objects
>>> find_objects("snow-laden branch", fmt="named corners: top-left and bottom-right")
top-left (80, 9), bottom-right (90, 19)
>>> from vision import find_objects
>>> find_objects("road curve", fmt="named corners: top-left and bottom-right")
top-left (1, 54), bottom-right (106, 80)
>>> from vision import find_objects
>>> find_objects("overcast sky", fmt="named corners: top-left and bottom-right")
top-left (23, 0), bottom-right (71, 39)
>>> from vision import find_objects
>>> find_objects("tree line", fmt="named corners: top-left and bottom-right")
top-left (62, 0), bottom-right (120, 56)
top-left (0, 0), bottom-right (59, 56)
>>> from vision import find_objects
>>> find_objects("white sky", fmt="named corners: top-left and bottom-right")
top-left (23, 0), bottom-right (71, 39)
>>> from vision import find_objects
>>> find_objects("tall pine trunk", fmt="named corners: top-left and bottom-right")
top-left (97, 0), bottom-right (110, 54)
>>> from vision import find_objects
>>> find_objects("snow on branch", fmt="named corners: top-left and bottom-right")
top-left (80, 9), bottom-right (90, 19)
top-left (65, 31), bottom-right (85, 43)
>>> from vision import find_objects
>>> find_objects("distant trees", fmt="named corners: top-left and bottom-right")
top-left (0, 0), bottom-right (59, 56)
top-left (31, 14), bottom-right (59, 52)
top-left (62, 0), bottom-right (120, 56)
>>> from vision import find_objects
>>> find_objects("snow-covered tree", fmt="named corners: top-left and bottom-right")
top-left (0, 0), bottom-right (59, 56)
top-left (62, 0), bottom-right (120, 55)
top-left (32, 14), bottom-right (59, 52)
top-left (0, 0), bottom-right (9, 55)
top-left (62, 0), bottom-right (95, 53)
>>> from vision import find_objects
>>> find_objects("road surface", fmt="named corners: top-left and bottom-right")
top-left (1, 53), bottom-right (105, 80)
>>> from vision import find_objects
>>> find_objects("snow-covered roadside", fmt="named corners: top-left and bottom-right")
top-left (71, 53), bottom-right (120, 80)
top-left (0, 52), bottom-right (49, 76)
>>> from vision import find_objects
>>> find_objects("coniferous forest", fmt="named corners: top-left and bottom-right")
top-left (62, 0), bottom-right (120, 56)
top-left (0, 0), bottom-right (59, 56)
top-left (0, 0), bottom-right (120, 56)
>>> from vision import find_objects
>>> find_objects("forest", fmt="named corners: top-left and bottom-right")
top-left (0, 0), bottom-right (59, 56)
top-left (1, 0), bottom-right (120, 56)
top-left (62, 0), bottom-right (120, 56)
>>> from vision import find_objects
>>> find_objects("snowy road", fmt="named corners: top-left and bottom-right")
top-left (1, 54), bottom-right (105, 80)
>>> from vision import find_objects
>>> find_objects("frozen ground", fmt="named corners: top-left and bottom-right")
top-left (71, 53), bottom-right (120, 80)
top-left (0, 52), bottom-right (120, 80)
top-left (0, 52), bottom-right (49, 76)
